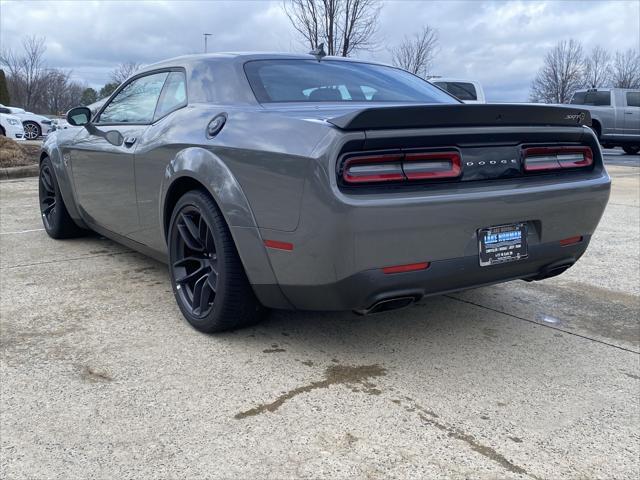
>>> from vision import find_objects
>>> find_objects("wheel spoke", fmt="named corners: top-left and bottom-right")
top-left (43, 200), bottom-right (56, 216)
top-left (198, 277), bottom-right (214, 313)
top-left (41, 168), bottom-right (54, 193)
top-left (178, 213), bottom-right (203, 251)
top-left (207, 269), bottom-right (218, 292)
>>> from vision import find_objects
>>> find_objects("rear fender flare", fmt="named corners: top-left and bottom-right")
top-left (161, 147), bottom-right (282, 289)
top-left (161, 147), bottom-right (256, 231)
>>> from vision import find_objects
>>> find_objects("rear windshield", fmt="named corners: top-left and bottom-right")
top-left (433, 82), bottom-right (478, 101)
top-left (571, 90), bottom-right (611, 106)
top-left (244, 59), bottom-right (458, 104)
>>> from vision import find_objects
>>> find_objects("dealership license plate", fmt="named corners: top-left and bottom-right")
top-left (478, 223), bottom-right (528, 266)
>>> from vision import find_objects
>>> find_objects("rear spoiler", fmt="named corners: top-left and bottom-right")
top-left (327, 104), bottom-right (592, 130)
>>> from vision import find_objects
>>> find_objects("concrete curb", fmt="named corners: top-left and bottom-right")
top-left (0, 164), bottom-right (39, 180)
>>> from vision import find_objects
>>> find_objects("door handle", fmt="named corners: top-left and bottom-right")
top-left (124, 136), bottom-right (137, 147)
top-left (624, 111), bottom-right (634, 115)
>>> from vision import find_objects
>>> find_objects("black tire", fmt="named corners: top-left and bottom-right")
top-left (168, 189), bottom-right (265, 332)
top-left (622, 146), bottom-right (640, 155)
top-left (0, 126), bottom-right (5, 136)
top-left (23, 121), bottom-right (41, 140)
top-left (38, 157), bottom-right (85, 239)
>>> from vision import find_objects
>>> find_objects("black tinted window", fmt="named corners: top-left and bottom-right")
top-left (99, 72), bottom-right (168, 123)
top-left (571, 90), bottom-right (611, 106)
top-left (626, 92), bottom-right (640, 107)
top-left (244, 60), bottom-right (457, 104)
top-left (433, 82), bottom-right (477, 101)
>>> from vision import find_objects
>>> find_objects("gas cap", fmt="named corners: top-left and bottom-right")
top-left (206, 114), bottom-right (227, 138)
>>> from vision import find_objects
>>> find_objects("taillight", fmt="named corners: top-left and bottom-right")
top-left (523, 146), bottom-right (593, 172)
top-left (342, 149), bottom-right (461, 185)
top-left (403, 151), bottom-right (461, 180)
top-left (342, 154), bottom-right (404, 183)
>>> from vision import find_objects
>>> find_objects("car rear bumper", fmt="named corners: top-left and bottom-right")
top-left (270, 239), bottom-right (588, 311)
top-left (253, 169), bottom-right (610, 311)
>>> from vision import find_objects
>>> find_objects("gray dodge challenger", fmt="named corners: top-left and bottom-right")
top-left (40, 53), bottom-right (611, 332)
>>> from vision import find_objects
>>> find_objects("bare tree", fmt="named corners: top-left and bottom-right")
top-left (43, 69), bottom-right (84, 115)
top-left (530, 39), bottom-right (584, 103)
top-left (582, 45), bottom-right (611, 88)
top-left (390, 26), bottom-right (439, 78)
top-left (111, 61), bottom-right (142, 84)
top-left (283, 0), bottom-right (380, 57)
top-left (611, 49), bottom-right (640, 88)
top-left (0, 35), bottom-right (49, 111)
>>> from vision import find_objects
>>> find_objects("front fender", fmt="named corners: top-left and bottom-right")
top-left (41, 133), bottom-right (88, 228)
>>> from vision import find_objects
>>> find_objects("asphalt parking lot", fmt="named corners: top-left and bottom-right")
top-left (1, 157), bottom-right (638, 479)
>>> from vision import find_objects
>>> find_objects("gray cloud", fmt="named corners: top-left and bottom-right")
top-left (1, 0), bottom-right (638, 101)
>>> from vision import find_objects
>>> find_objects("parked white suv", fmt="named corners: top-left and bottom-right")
top-left (0, 108), bottom-right (25, 141)
top-left (0, 104), bottom-right (52, 140)
top-left (430, 78), bottom-right (487, 104)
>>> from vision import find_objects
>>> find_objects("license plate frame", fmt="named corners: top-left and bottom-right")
top-left (478, 223), bottom-right (528, 267)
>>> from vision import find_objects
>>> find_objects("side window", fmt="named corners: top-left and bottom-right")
top-left (626, 92), bottom-right (640, 107)
top-left (154, 71), bottom-right (187, 120)
top-left (98, 72), bottom-right (169, 124)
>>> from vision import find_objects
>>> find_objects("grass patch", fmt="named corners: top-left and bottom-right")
top-left (0, 137), bottom-right (40, 168)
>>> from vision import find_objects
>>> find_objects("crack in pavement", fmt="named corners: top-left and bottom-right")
top-left (445, 294), bottom-right (639, 355)
top-left (1, 250), bottom-right (135, 270)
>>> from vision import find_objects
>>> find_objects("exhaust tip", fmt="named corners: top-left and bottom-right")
top-left (355, 296), bottom-right (417, 315)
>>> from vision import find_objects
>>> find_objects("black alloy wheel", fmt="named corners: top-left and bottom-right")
top-left (171, 205), bottom-right (219, 318)
top-left (168, 190), bottom-right (264, 332)
top-left (39, 163), bottom-right (57, 230)
top-left (38, 158), bottom-right (84, 239)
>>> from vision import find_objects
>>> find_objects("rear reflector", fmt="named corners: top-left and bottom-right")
top-left (559, 236), bottom-right (583, 246)
top-left (264, 239), bottom-right (294, 251)
top-left (342, 149), bottom-right (461, 185)
top-left (382, 262), bottom-right (430, 274)
top-left (523, 146), bottom-right (593, 172)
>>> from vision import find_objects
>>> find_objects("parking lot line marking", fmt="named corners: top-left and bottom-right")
top-left (445, 294), bottom-right (640, 355)
top-left (0, 228), bottom-right (45, 235)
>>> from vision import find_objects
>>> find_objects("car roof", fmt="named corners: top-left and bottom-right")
top-left (138, 52), bottom-right (392, 73)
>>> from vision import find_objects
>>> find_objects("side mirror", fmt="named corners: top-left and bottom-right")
top-left (66, 107), bottom-right (91, 126)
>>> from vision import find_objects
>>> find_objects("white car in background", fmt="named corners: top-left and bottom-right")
top-left (0, 108), bottom-right (25, 141)
top-left (0, 104), bottom-right (52, 140)
top-left (430, 78), bottom-right (486, 104)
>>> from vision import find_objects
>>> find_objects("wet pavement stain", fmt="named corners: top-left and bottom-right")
top-left (80, 366), bottom-right (113, 383)
top-left (623, 372), bottom-right (640, 380)
top-left (394, 397), bottom-right (538, 479)
top-left (263, 343), bottom-right (286, 353)
top-left (301, 360), bottom-right (314, 367)
top-left (234, 364), bottom-right (386, 419)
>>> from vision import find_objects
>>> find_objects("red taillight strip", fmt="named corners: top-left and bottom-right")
top-left (342, 154), bottom-right (404, 183)
top-left (559, 235), bottom-right (583, 246)
top-left (523, 146), bottom-right (593, 172)
top-left (342, 149), bottom-right (462, 185)
top-left (264, 239), bottom-right (294, 251)
top-left (382, 262), bottom-right (430, 274)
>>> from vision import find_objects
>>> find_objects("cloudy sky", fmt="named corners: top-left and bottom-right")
top-left (1, 0), bottom-right (638, 101)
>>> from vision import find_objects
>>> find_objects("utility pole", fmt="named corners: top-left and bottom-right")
top-left (203, 33), bottom-right (212, 53)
